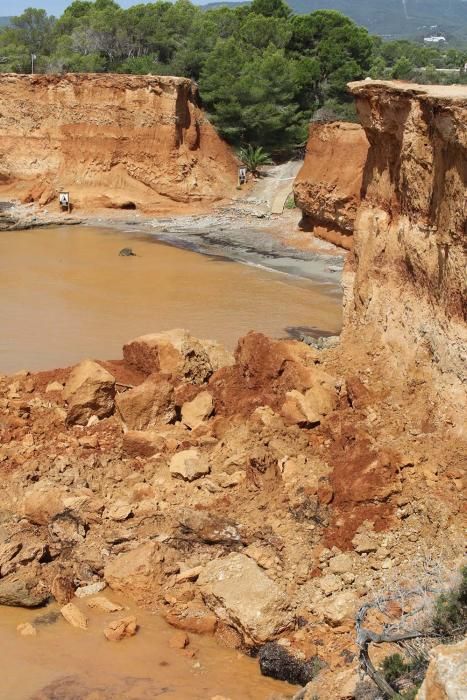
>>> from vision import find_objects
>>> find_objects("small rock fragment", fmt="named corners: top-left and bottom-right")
top-left (175, 566), bottom-right (202, 583)
top-left (320, 590), bottom-right (357, 627)
top-left (46, 381), bottom-right (63, 393)
top-left (104, 615), bottom-right (137, 641)
top-left (169, 630), bottom-right (190, 649)
top-left (181, 391), bottom-right (213, 430)
top-left (61, 603), bottom-right (88, 630)
top-left (74, 581), bottom-right (106, 598)
top-left (122, 430), bottom-right (166, 457)
top-left (328, 553), bottom-right (353, 575)
top-left (17, 622), bottom-right (37, 637)
top-left (78, 434), bottom-right (98, 449)
top-left (105, 502), bottom-right (133, 521)
top-left (86, 596), bottom-right (123, 613)
top-left (169, 449), bottom-right (210, 482)
top-left (352, 533), bottom-right (378, 554)
top-left (217, 471), bottom-right (245, 488)
top-left (51, 574), bottom-right (75, 605)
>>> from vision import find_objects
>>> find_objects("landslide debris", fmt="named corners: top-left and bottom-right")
top-left (0, 323), bottom-right (464, 694)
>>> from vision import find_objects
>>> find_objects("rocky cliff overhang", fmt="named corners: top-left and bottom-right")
top-left (0, 73), bottom-right (237, 210)
top-left (344, 81), bottom-right (466, 422)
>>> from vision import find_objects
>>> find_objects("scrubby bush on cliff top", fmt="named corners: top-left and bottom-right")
top-left (1, 0), bottom-right (466, 153)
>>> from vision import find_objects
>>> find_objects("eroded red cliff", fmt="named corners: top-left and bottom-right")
top-left (343, 81), bottom-right (466, 424)
top-left (293, 121), bottom-right (369, 250)
top-left (0, 73), bottom-right (238, 211)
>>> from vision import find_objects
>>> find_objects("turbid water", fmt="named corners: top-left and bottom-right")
top-left (1, 596), bottom-right (296, 699)
top-left (0, 225), bottom-right (342, 373)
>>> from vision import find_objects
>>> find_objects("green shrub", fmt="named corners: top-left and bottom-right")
top-left (237, 145), bottom-right (273, 176)
top-left (432, 566), bottom-right (467, 637)
top-left (381, 653), bottom-right (410, 684)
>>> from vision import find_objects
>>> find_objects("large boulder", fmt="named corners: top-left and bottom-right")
top-left (178, 510), bottom-right (244, 545)
top-left (416, 637), bottom-right (467, 700)
top-left (198, 339), bottom-right (235, 372)
top-left (123, 330), bottom-right (214, 384)
top-left (208, 332), bottom-right (332, 417)
top-left (63, 359), bottom-right (115, 425)
top-left (198, 553), bottom-right (292, 644)
top-left (115, 375), bottom-right (175, 430)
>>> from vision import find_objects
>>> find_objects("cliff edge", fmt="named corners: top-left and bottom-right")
top-left (0, 73), bottom-right (238, 212)
top-left (341, 80), bottom-right (467, 426)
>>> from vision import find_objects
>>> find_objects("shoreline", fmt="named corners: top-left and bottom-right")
top-left (0, 200), bottom-right (346, 292)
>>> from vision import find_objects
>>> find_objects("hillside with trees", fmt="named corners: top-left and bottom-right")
top-left (0, 0), bottom-right (466, 154)
top-left (287, 0), bottom-right (467, 41)
top-left (205, 0), bottom-right (467, 41)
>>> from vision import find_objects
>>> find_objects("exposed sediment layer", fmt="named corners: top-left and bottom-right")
top-left (0, 73), bottom-right (237, 211)
top-left (293, 122), bottom-right (369, 250)
top-left (344, 80), bottom-right (467, 424)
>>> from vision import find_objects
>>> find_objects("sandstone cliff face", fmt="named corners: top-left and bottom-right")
top-left (343, 81), bottom-right (467, 424)
top-left (293, 122), bottom-right (369, 250)
top-left (0, 73), bottom-right (237, 211)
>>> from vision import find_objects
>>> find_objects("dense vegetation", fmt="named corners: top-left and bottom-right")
top-left (1, 0), bottom-right (466, 154)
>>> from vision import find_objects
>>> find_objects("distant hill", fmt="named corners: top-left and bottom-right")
top-left (289, 0), bottom-right (467, 39)
top-left (202, 0), bottom-right (467, 39)
top-left (0, 17), bottom-right (11, 27)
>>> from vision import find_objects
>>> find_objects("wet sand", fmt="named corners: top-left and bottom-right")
top-left (0, 225), bottom-right (342, 373)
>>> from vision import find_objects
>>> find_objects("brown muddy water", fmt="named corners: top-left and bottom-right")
top-left (0, 225), bottom-right (342, 374)
top-left (1, 595), bottom-right (296, 699)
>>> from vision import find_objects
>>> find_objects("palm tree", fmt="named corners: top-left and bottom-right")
top-left (238, 145), bottom-right (273, 177)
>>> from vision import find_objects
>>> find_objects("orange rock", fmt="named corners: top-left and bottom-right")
top-left (317, 481), bottom-right (334, 505)
top-left (164, 602), bottom-right (217, 635)
top-left (115, 375), bottom-right (175, 430)
top-left (60, 603), bottom-right (88, 630)
top-left (63, 359), bottom-right (115, 426)
top-left (294, 121), bottom-right (369, 250)
top-left (104, 615), bottom-right (138, 642)
top-left (122, 430), bottom-right (166, 457)
top-left (51, 574), bottom-right (75, 605)
top-left (168, 630), bottom-right (189, 649)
